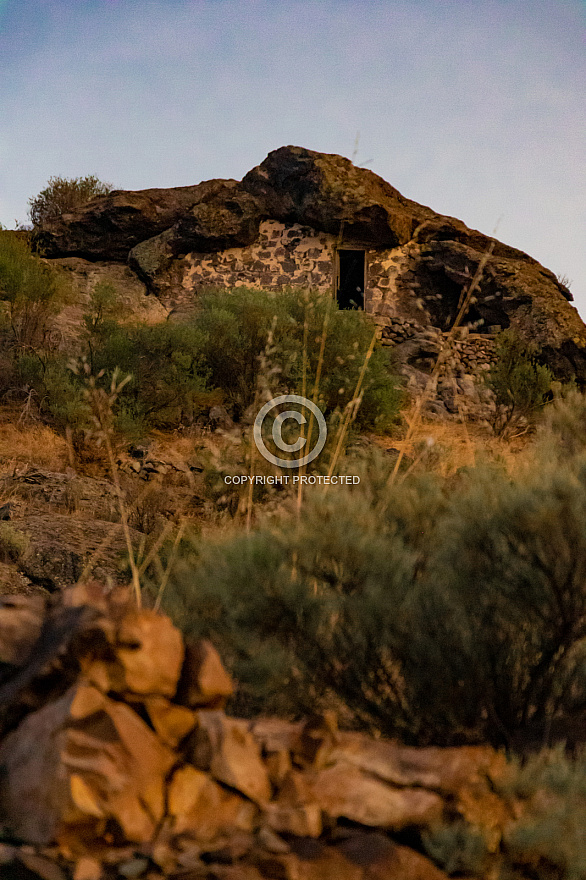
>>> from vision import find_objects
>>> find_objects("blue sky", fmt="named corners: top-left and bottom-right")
top-left (1, 0), bottom-right (585, 311)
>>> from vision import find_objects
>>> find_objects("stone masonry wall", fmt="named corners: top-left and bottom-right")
top-left (180, 222), bottom-right (428, 325)
top-left (179, 223), bottom-right (497, 420)
top-left (182, 220), bottom-right (337, 294)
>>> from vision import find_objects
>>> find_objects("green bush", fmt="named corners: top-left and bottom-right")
top-left (422, 821), bottom-right (490, 876)
top-left (28, 175), bottom-right (112, 229)
top-left (0, 523), bottom-right (29, 563)
top-left (194, 286), bottom-right (403, 431)
top-left (89, 320), bottom-right (212, 436)
top-left (40, 361), bottom-right (90, 431)
top-left (500, 747), bottom-right (586, 880)
top-left (538, 389), bottom-right (586, 458)
top-left (0, 231), bottom-right (66, 349)
top-left (83, 280), bottom-right (128, 347)
top-left (4, 318), bottom-right (211, 437)
top-left (488, 329), bottom-right (553, 435)
top-left (158, 442), bottom-right (586, 747)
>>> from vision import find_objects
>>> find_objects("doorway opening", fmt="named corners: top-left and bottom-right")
top-left (336, 249), bottom-right (365, 310)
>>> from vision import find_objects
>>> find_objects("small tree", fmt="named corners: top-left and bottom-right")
top-left (487, 329), bottom-right (553, 435)
top-left (0, 231), bottom-right (66, 349)
top-left (28, 175), bottom-right (113, 228)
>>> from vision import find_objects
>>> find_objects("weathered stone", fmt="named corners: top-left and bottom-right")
top-left (0, 682), bottom-right (178, 845)
top-left (167, 764), bottom-right (257, 840)
top-left (0, 690), bottom-right (83, 844)
top-left (254, 846), bottom-right (363, 880)
top-left (176, 639), bottom-right (234, 709)
top-left (73, 856), bottom-right (102, 880)
top-left (196, 711), bottom-right (272, 805)
top-left (242, 145), bottom-right (431, 247)
top-left (336, 833), bottom-right (450, 880)
top-left (330, 733), bottom-right (506, 794)
top-left (207, 866), bottom-right (264, 880)
top-left (37, 179), bottom-right (236, 261)
top-left (265, 750), bottom-right (292, 788)
top-left (114, 609), bottom-right (184, 697)
top-left (292, 712), bottom-right (338, 769)
top-left (18, 852), bottom-right (68, 880)
top-left (263, 803), bottom-right (322, 838)
top-left (1, 467), bottom-right (122, 523)
top-left (250, 718), bottom-right (303, 753)
top-left (144, 696), bottom-right (197, 747)
top-left (257, 826), bottom-right (291, 855)
top-left (310, 761), bottom-right (443, 829)
top-left (15, 513), bottom-right (144, 591)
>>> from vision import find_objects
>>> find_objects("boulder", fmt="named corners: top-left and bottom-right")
top-left (310, 761), bottom-right (443, 830)
top-left (242, 145), bottom-right (433, 247)
top-left (0, 684), bottom-right (176, 844)
top-left (195, 711), bottom-right (272, 805)
top-left (167, 763), bottom-right (257, 840)
top-left (1, 468), bottom-right (122, 522)
top-left (329, 733), bottom-right (505, 793)
top-left (143, 696), bottom-right (197, 748)
top-left (79, 607), bottom-right (184, 699)
top-left (176, 638), bottom-right (235, 709)
top-left (14, 513), bottom-right (144, 591)
top-left (36, 179), bottom-right (235, 261)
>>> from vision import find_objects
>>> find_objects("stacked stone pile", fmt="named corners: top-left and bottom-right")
top-left (0, 585), bottom-right (527, 880)
top-left (375, 318), bottom-right (497, 420)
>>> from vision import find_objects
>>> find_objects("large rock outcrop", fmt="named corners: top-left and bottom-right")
top-left (35, 179), bottom-right (237, 262)
top-left (36, 146), bottom-right (586, 383)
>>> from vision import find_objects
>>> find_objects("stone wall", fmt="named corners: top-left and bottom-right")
top-left (177, 223), bottom-right (497, 419)
top-left (182, 220), bottom-right (337, 296)
top-left (180, 222), bottom-right (428, 324)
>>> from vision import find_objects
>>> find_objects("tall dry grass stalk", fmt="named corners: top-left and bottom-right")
top-left (296, 297), bottom-right (310, 512)
top-left (78, 364), bottom-right (143, 608)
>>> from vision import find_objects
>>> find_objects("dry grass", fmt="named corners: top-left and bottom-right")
top-left (379, 406), bottom-right (531, 478)
top-left (0, 410), bottom-right (68, 476)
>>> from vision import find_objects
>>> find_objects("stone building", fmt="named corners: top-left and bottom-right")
top-left (39, 146), bottom-right (586, 416)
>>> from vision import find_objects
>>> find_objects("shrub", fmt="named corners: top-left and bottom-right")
top-left (28, 175), bottom-right (112, 228)
top-left (83, 280), bottom-right (127, 346)
top-left (0, 231), bottom-right (66, 349)
top-left (40, 361), bottom-right (90, 431)
top-left (488, 329), bottom-right (553, 435)
top-left (89, 320), bottom-right (212, 436)
top-left (0, 523), bottom-right (29, 563)
top-left (159, 443), bottom-right (586, 747)
top-left (194, 287), bottom-right (403, 431)
top-left (500, 747), bottom-right (586, 880)
top-left (538, 388), bottom-right (586, 458)
top-left (422, 822), bottom-right (489, 876)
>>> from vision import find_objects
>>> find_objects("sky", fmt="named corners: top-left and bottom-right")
top-left (1, 0), bottom-right (584, 311)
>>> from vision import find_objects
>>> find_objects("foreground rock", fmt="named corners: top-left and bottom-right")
top-left (0, 586), bottom-right (525, 880)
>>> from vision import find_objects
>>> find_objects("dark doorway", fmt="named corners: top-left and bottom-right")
top-left (337, 250), bottom-right (365, 310)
